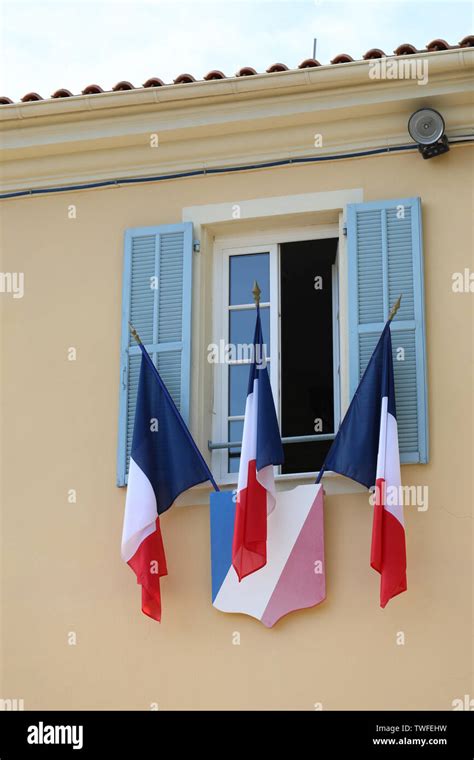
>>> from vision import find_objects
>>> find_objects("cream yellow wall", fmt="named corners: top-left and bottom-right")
top-left (1, 145), bottom-right (472, 710)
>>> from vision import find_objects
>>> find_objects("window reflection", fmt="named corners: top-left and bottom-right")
top-left (229, 253), bottom-right (269, 305)
top-left (229, 306), bottom-right (270, 347)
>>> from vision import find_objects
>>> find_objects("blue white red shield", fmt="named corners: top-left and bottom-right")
top-left (210, 484), bottom-right (326, 627)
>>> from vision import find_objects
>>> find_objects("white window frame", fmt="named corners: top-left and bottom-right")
top-left (212, 225), bottom-right (340, 484)
top-left (180, 187), bottom-right (367, 498)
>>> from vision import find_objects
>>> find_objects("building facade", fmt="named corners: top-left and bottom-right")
top-left (1, 43), bottom-right (473, 709)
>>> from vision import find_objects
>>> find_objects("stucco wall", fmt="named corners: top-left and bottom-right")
top-left (1, 146), bottom-right (472, 710)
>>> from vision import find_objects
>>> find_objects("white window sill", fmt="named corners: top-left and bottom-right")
top-left (173, 469), bottom-right (367, 508)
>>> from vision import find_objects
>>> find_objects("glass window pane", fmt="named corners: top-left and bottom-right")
top-left (229, 364), bottom-right (251, 417)
top-left (228, 420), bottom-right (243, 473)
top-left (230, 253), bottom-right (269, 305)
top-left (229, 306), bottom-right (270, 351)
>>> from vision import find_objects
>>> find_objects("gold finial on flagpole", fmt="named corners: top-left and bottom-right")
top-left (252, 280), bottom-right (261, 306)
top-left (388, 294), bottom-right (402, 321)
top-left (128, 322), bottom-right (142, 345)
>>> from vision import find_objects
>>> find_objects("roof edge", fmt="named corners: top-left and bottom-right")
top-left (1, 47), bottom-right (473, 124)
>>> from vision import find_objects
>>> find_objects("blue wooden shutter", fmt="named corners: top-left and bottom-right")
top-left (347, 198), bottom-right (428, 464)
top-left (116, 222), bottom-right (193, 486)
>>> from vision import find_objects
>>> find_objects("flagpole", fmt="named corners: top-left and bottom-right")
top-left (315, 294), bottom-right (402, 485)
top-left (128, 322), bottom-right (220, 492)
top-left (388, 294), bottom-right (402, 321)
top-left (252, 280), bottom-right (261, 306)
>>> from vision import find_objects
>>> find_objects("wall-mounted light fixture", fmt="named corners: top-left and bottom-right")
top-left (408, 108), bottom-right (450, 159)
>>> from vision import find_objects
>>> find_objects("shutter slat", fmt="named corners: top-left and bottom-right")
top-left (125, 354), bottom-right (141, 467)
top-left (387, 206), bottom-right (415, 322)
top-left (356, 209), bottom-right (384, 325)
top-left (158, 232), bottom-right (184, 343)
top-left (129, 235), bottom-right (155, 346)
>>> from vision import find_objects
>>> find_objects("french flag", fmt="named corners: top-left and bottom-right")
top-left (317, 321), bottom-right (407, 607)
top-left (121, 340), bottom-right (218, 621)
top-left (232, 303), bottom-right (284, 582)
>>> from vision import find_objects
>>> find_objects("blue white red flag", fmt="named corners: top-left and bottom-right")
top-left (317, 321), bottom-right (407, 607)
top-left (121, 342), bottom-right (218, 621)
top-left (232, 304), bottom-right (284, 581)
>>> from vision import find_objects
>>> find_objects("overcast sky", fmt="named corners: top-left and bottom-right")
top-left (1, 0), bottom-right (472, 101)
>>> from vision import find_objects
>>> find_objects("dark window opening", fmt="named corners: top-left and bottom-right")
top-left (280, 239), bottom-right (338, 474)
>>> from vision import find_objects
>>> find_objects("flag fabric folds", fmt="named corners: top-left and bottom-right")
top-left (317, 321), bottom-right (407, 607)
top-left (232, 304), bottom-right (284, 582)
top-left (121, 342), bottom-right (217, 621)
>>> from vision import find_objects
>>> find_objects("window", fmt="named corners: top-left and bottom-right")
top-left (118, 194), bottom-right (428, 489)
top-left (227, 250), bottom-right (272, 473)
top-left (211, 234), bottom-right (340, 481)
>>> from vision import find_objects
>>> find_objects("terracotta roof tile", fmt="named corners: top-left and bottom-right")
top-left (298, 58), bottom-right (321, 68)
top-left (2, 36), bottom-right (471, 105)
top-left (173, 73), bottom-right (196, 84)
top-left (21, 92), bottom-right (43, 102)
top-left (235, 66), bottom-right (257, 76)
top-left (51, 88), bottom-right (73, 98)
top-left (143, 77), bottom-right (165, 87)
top-left (81, 84), bottom-right (103, 95)
top-left (266, 63), bottom-right (289, 72)
top-left (112, 80), bottom-right (134, 91)
top-left (426, 38), bottom-right (451, 51)
top-left (203, 70), bottom-right (226, 80)
top-left (330, 53), bottom-right (354, 64)
top-left (363, 48), bottom-right (386, 60)
top-left (393, 43), bottom-right (419, 55)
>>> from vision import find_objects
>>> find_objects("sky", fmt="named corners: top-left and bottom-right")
top-left (0, 0), bottom-right (472, 101)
